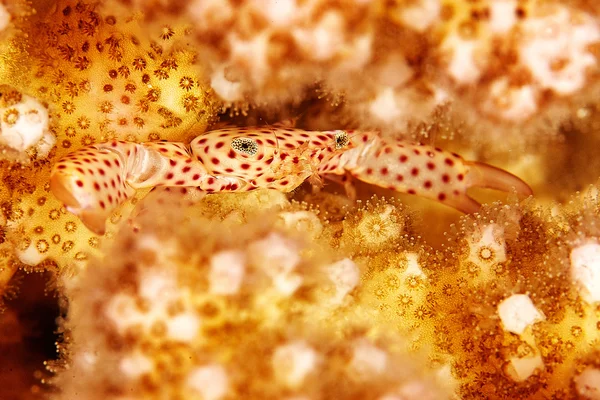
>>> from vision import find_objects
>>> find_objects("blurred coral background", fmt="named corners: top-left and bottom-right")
top-left (1, 0), bottom-right (600, 399)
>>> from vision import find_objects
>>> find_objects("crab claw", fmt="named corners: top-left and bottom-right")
top-left (442, 161), bottom-right (533, 214)
top-left (50, 146), bottom-right (135, 235)
top-left (465, 161), bottom-right (533, 197)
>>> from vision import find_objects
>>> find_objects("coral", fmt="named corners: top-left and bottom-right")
top-left (53, 198), bottom-right (449, 400)
top-left (119, 0), bottom-right (600, 154)
top-left (1, 1), bottom-right (600, 400)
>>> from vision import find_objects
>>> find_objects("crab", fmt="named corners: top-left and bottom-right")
top-left (50, 122), bottom-right (533, 234)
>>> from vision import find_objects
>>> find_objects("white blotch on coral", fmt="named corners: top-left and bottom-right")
top-left (403, 253), bottom-right (427, 279)
top-left (485, 78), bottom-right (538, 122)
top-left (398, 0), bottom-right (440, 32)
top-left (488, 0), bottom-right (517, 34)
top-left (210, 67), bottom-right (243, 103)
top-left (249, 232), bottom-right (302, 295)
top-left (519, 6), bottom-right (600, 95)
top-left (119, 352), bottom-right (153, 379)
top-left (497, 294), bottom-right (544, 335)
top-left (506, 354), bottom-right (544, 382)
top-left (0, 93), bottom-right (52, 154)
top-left (104, 237), bottom-right (200, 342)
top-left (292, 11), bottom-right (345, 61)
top-left (350, 339), bottom-right (388, 376)
top-left (187, 0), bottom-right (233, 31)
top-left (272, 340), bottom-right (319, 388)
top-left (369, 87), bottom-right (402, 123)
top-left (250, 0), bottom-right (299, 27)
top-left (228, 32), bottom-right (271, 86)
top-left (209, 250), bottom-right (246, 295)
top-left (570, 242), bottom-right (600, 303)
top-left (325, 258), bottom-right (360, 305)
top-left (277, 211), bottom-right (323, 239)
top-left (0, 4), bottom-right (11, 32)
top-left (442, 34), bottom-right (483, 85)
top-left (166, 312), bottom-right (201, 342)
top-left (574, 367), bottom-right (600, 400)
top-left (374, 55), bottom-right (414, 88)
top-left (186, 364), bottom-right (229, 400)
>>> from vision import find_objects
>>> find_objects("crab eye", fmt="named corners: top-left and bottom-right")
top-left (231, 137), bottom-right (259, 156)
top-left (334, 130), bottom-right (349, 149)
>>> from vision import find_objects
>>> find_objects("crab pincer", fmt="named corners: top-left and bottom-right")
top-left (319, 132), bottom-right (533, 213)
top-left (50, 140), bottom-right (245, 234)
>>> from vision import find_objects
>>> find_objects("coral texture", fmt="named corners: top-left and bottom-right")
top-left (0, 1), bottom-right (600, 400)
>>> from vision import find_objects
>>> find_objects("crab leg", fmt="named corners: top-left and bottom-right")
top-left (319, 134), bottom-right (532, 213)
top-left (50, 140), bottom-right (246, 234)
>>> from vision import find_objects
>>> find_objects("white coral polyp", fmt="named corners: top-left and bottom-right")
top-left (442, 34), bottom-right (483, 85)
top-left (105, 266), bottom-right (200, 343)
top-left (292, 11), bottom-right (345, 61)
top-left (325, 258), bottom-right (360, 305)
top-left (506, 354), bottom-right (544, 382)
top-left (574, 367), bottom-right (600, 400)
top-left (398, 0), bottom-right (441, 32)
top-left (209, 250), bottom-right (246, 295)
top-left (277, 211), bottom-right (324, 239)
top-left (570, 242), bottom-right (600, 303)
top-left (403, 252), bottom-right (427, 279)
top-left (468, 224), bottom-right (507, 267)
top-left (350, 340), bottom-right (388, 376)
top-left (119, 352), bottom-right (153, 379)
top-left (272, 341), bottom-right (319, 388)
top-left (0, 4), bottom-right (11, 33)
top-left (210, 68), bottom-right (243, 103)
top-left (0, 93), bottom-right (52, 153)
top-left (249, 0), bottom-right (299, 27)
top-left (488, 0), bottom-right (517, 34)
top-left (187, 364), bottom-right (229, 400)
top-left (497, 294), bottom-right (544, 335)
top-left (249, 233), bottom-right (303, 295)
top-left (519, 6), bottom-right (600, 95)
top-left (485, 78), bottom-right (538, 122)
